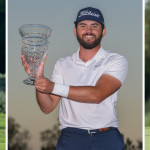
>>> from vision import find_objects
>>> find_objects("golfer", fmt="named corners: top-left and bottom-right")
top-left (22, 7), bottom-right (128, 150)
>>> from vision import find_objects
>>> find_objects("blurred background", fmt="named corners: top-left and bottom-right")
top-left (8, 0), bottom-right (142, 150)
top-left (0, 0), bottom-right (5, 150)
top-left (145, 0), bottom-right (150, 126)
top-left (145, 0), bottom-right (150, 150)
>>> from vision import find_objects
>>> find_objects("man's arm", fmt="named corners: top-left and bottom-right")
top-left (35, 77), bottom-right (61, 114)
top-left (21, 54), bottom-right (61, 114)
top-left (68, 74), bottom-right (121, 103)
top-left (35, 74), bottom-right (121, 104)
top-left (36, 90), bottom-right (61, 114)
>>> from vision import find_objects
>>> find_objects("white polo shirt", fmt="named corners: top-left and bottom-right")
top-left (51, 47), bottom-right (128, 130)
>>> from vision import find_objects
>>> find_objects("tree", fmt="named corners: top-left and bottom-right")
top-left (40, 121), bottom-right (61, 150)
top-left (124, 138), bottom-right (142, 150)
top-left (8, 117), bottom-right (31, 150)
top-left (0, 91), bottom-right (5, 113)
top-left (0, 0), bottom-right (5, 73)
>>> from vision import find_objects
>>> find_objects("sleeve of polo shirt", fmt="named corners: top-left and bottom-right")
top-left (103, 55), bottom-right (128, 85)
top-left (50, 60), bottom-right (63, 84)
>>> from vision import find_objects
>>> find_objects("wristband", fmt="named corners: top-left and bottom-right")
top-left (52, 83), bottom-right (69, 98)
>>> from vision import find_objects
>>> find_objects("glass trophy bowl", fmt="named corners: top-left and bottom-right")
top-left (19, 24), bottom-right (52, 85)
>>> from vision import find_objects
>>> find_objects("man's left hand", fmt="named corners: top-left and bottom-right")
top-left (34, 76), bottom-right (54, 94)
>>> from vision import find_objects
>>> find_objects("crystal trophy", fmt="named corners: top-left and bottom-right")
top-left (19, 24), bottom-right (52, 85)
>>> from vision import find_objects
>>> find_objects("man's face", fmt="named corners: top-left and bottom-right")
top-left (75, 20), bottom-right (103, 49)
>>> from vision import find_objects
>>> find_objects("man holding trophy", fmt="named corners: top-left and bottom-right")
top-left (21, 7), bottom-right (128, 150)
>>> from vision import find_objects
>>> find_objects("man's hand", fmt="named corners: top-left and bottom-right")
top-left (21, 54), bottom-right (30, 74)
top-left (21, 54), bottom-right (48, 77)
top-left (34, 76), bottom-right (54, 94)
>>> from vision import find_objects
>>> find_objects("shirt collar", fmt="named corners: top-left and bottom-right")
top-left (72, 47), bottom-right (107, 66)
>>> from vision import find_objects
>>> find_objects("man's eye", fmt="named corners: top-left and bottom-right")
top-left (80, 25), bottom-right (86, 28)
top-left (92, 25), bottom-right (98, 28)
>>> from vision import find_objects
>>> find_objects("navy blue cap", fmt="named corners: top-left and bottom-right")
top-left (74, 7), bottom-right (104, 27)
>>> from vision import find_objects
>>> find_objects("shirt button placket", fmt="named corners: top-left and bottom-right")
top-left (81, 64), bottom-right (86, 73)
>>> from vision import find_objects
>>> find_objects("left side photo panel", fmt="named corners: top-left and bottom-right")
top-left (0, 0), bottom-right (5, 150)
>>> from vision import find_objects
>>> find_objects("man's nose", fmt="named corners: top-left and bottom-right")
top-left (86, 26), bottom-right (92, 33)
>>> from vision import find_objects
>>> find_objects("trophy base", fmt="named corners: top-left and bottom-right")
top-left (23, 77), bottom-right (35, 85)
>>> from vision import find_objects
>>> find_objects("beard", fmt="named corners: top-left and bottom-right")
top-left (76, 31), bottom-right (102, 50)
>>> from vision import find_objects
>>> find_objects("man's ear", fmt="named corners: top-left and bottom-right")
top-left (73, 27), bottom-right (77, 37)
top-left (102, 28), bottom-right (106, 37)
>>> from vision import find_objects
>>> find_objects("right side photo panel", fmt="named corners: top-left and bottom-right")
top-left (145, 0), bottom-right (150, 150)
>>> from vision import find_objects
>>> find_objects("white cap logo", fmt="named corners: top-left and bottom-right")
top-left (78, 10), bottom-right (100, 18)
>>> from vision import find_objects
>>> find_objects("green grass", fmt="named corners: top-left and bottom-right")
top-left (0, 113), bottom-right (5, 150)
top-left (145, 127), bottom-right (150, 150)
